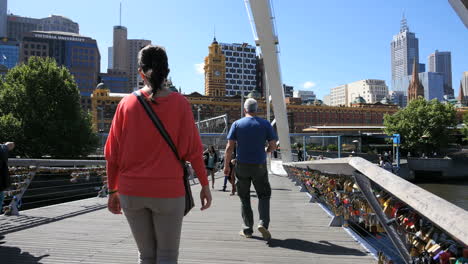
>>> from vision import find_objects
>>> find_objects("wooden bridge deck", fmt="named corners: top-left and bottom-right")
top-left (0, 171), bottom-right (375, 264)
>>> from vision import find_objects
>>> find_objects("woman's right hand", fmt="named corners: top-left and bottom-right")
top-left (108, 192), bottom-right (122, 214)
top-left (200, 185), bottom-right (212, 211)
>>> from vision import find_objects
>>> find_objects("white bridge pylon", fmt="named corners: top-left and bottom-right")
top-left (245, 0), bottom-right (292, 162)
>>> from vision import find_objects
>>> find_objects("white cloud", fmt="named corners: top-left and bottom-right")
top-left (194, 63), bottom-right (205, 75)
top-left (303, 81), bottom-right (316, 89)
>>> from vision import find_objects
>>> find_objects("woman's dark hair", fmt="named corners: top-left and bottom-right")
top-left (209, 146), bottom-right (215, 153)
top-left (138, 45), bottom-right (170, 96)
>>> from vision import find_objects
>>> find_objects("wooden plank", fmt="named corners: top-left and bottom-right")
top-left (0, 173), bottom-right (374, 264)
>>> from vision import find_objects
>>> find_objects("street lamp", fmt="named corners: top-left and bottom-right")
top-left (240, 42), bottom-right (248, 118)
top-left (96, 106), bottom-right (105, 153)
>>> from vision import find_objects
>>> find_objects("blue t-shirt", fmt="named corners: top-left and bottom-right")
top-left (227, 116), bottom-right (278, 164)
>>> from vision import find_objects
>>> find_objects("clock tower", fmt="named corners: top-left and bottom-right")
top-left (204, 37), bottom-right (226, 97)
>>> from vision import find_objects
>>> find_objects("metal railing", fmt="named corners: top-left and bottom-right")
top-left (283, 157), bottom-right (467, 264)
top-left (2, 159), bottom-right (106, 215)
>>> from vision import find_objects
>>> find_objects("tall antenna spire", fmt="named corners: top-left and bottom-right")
top-left (119, 2), bottom-right (122, 26)
top-left (213, 25), bottom-right (216, 42)
top-left (400, 11), bottom-right (409, 33)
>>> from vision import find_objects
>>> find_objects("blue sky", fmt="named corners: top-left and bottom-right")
top-left (9, 0), bottom-right (468, 99)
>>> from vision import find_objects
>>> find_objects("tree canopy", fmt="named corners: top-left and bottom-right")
top-left (383, 97), bottom-right (457, 153)
top-left (0, 57), bottom-right (98, 158)
top-left (462, 112), bottom-right (468, 144)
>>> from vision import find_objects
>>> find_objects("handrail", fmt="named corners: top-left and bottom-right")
top-left (9, 159), bottom-right (106, 167)
top-left (285, 157), bottom-right (468, 245)
top-left (3, 159), bottom-right (107, 215)
top-left (283, 157), bottom-right (468, 263)
top-left (348, 158), bottom-right (467, 244)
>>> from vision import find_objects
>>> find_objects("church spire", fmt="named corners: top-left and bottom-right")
top-left (408, 59), bottom-right (424, 102)
top-left (458, 81), bottom-right (467, 105)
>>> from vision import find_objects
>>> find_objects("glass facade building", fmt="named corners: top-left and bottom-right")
top-left (220, 43), bottom-right (257, 96)
top-left (0, 43), bottom-right (19, 69)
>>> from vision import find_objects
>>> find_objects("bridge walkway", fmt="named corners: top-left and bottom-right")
top-left (0, 171), bottom-right (374, 264)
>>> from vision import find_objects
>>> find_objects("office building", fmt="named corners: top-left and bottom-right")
top-left (108, 47), bottom-right (113, 69)
top-left (0, 40), bottom-right (19, 68)
top-left (99, 69), bottom-right (129, 94)
top-left (256, 56), bottom-right (265, 97)
top-left (7, 14), bottom-right (79, 41)
top-left (283, 84), bottom-right (294, 97)
top-left (108, 24), bottom-right (151, 90)
top-left (389, 90), bottom-right (406, 108)
top-left (20, 31), bottom-right (100, 109)
top-left (419, 63), bottom-right (426, 73)
top-left (347, 79), bottom-right (389, 106)
top-left (394, 69), bottom-right (444, 103)
top-left (112, 25), bottom-right (128, 73)
top-left (128, 39), bottom-right (151, 89)
top-left (293, 90), bottom-right (316, 104)
top-left (220, 42), bottom-right (257, 96)
top-left (428, 50), bottom-right (453, 96)
top-left (391, 15), bottom-right (419, 90)
top-left (7, 15), bottom-right (38, 41)
top-left (0, 0), bottom-right (6, 37)
top-left (330, 84), bottom-right (348, 106)
top-left (39, 15), bottom-right (79, 33)
top-left (323, 94), bottom-right (331, 105)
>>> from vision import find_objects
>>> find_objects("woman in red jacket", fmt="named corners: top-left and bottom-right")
top-left (105, 45), bottom-right (212, 264)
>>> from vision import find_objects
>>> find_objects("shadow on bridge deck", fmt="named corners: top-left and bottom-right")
top-left (0, 171), bottom-right (374, 264)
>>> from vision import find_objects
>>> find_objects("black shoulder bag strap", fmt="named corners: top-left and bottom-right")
top-left (133, 90), bottom-right (194, 215)
top-left (133, 91), bottom-right (183, 163)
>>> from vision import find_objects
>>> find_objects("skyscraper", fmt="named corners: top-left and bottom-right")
top-left (391, 14), bottom-right (419, 91)
top-left (112, 25), bottom-right (128, 73)
top-left (108, 47), bottom-right (113, 69)
top-left (0, 0), bottom-right (7, 38)
top-left (128, 39), bottom-right (151, 89)
top-left (7, 14), bottom-right (79, 41)
top-left (220, 42), bottom-right (257, 96)
top-left (428, 50), bottom-right (453, 96)
top-left (20, 31), bottom-right (101, 109)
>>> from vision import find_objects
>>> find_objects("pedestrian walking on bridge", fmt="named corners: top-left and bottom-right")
top-left (0, 142), bottom-right (14, 214)
top-left (224, 98), bottom-right (278, 240)
top-left (105, 45), bottom-right (211, 264)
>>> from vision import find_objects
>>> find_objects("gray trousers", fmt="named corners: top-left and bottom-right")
top-left (120, 194), bottom-right (185, 264)
top-left (235, 162), bottom-right (271, 234)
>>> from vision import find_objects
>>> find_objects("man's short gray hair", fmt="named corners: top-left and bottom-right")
top-left (244, 98), bottom-right (258, 113)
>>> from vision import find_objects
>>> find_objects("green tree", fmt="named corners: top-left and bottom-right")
top-left (383, 97), bottom-right (457, 153)
top-left (462, 112), bottom-right (468, 143)
top-left (0, 57), bottom-right (98, 158)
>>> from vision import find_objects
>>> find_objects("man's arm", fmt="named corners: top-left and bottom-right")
top-left (266, 140), bottom-right (277, 153)
top-left (223, 140), bottom-right (236, 175)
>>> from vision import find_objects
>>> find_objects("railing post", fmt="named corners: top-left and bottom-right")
top-left (338, 136), bottom-right (341, 158)
top-left (353, 171), bottom-right (411, 264)
top-left (7, 167), bottom-right (37, 216)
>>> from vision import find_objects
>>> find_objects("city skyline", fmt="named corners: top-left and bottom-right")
top-left (8, 0), bottom-right (468, 99)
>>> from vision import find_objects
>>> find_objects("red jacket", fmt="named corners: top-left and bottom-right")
top-left (105, 90), bottom-right (208, 198)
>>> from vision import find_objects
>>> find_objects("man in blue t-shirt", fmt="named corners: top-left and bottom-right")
top-left (224, 98), bottom-right (278, 240)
